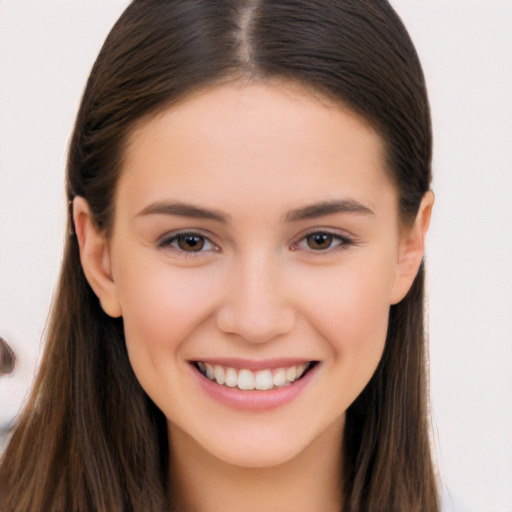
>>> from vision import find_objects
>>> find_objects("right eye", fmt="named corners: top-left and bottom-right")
top-left (158, 232), bottom-right (217, 255)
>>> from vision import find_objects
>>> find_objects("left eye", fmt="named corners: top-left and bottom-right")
top-left (293, 231), bottom-right (352, 252)
top-left (306, 232), bottom-right (336, 250)
top-left (159, 233), bottom-right (215, 253)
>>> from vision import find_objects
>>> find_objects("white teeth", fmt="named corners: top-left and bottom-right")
top-left (285, 366), bottom-right (296, 382)
top-left (238, 369), bottom-right (255, 390)
top-left (273, 368), bottom-right (286, 387)
top-left (296, 363), bottom-right (307, 379)
top-left (214, 365), bottom-right (225, 385)
top-left (225, 367), bottom-right (238, 387)
top-left (255, 369), bottom-right (273, 390)
top-left (197, 361), bottom-right (313, 391)
top-left (205, 363), bottom-right (214, 379)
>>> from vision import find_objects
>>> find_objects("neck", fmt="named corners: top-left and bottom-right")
top-left (168, 419), bottom-right (344, 512)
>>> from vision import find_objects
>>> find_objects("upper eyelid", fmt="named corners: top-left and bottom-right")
top-left (157, 230), bottom-right (217, 252)
top-left (158, 229), bottom-right (214, 244)
top-left (290, 229), bottom-right (355, 252)
top-left (294, 227), bottom-right (354, 243)
top-left (156, 227), bottom-right (354, 250)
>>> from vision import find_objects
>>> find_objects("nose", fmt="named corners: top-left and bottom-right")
top-left (216, 254), bottom-right (296, 344)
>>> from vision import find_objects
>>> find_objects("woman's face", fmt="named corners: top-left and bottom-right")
top-left (102, 83), bottom-right (410, 467)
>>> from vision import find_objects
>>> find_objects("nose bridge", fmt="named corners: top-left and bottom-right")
top-left (216, 249), bottom-right (295, 343)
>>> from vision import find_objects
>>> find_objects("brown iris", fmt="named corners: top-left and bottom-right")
top-left (177, 234), bottom-right (205, 252)
top-left (306, 233), bottom-right (334, 250)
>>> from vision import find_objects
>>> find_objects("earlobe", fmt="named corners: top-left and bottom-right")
top-left (390, 191), bottom-right (434, 305)
top-left (73, 197), bottom-right (122, 318)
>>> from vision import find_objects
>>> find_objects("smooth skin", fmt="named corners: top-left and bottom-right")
top-left (74, 82), bottom-right (433, 512)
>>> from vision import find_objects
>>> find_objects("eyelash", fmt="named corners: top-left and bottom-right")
top-left (157, 230), bottom-right (354, 256)
top-left (291, 230), bottom-right (354, 253)
top-left (158, 231), bottom-right (218, 256)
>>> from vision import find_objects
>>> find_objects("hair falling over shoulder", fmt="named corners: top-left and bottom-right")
top-left (1, 1), bottom-right (439, 511)
top-left (0, 238), bottom-right (169, 511)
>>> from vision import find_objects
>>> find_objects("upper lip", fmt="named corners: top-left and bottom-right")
top-left (190, 358), bottom-right (317, 370)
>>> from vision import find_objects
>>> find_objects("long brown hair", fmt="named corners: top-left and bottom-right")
top-left (0, 1), bottom-right (439, 510)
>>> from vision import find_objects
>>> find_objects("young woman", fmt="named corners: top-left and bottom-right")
top-left (0, 1), bottom-right (439, 510)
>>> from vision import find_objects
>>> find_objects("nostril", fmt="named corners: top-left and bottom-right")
top-left (0, 337), bottom-right (16, 376)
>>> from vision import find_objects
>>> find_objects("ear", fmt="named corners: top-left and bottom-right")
top-left (390, 191), bottom-right (434, 305)
top-left (73, 197), bottom-right (122, 318)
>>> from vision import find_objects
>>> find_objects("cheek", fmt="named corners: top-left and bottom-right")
top-left (112, 252), bottom-right (220, 373)
top-left (298, 254), bottom-right (394, 332)
top-left (332, 269), bottom-right (391, 350)
top-left (292, 254), bottom-right (395, 392)
top-left (318, 281), bottom-right (389, 368)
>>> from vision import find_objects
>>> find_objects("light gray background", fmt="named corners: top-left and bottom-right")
top-left (1, 1), bottom-right (511, 511)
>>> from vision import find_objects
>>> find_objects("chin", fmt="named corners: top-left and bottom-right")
top-left (213, 441), bottom-right (304, 469)
top-left (187, 416), bottom-right (343, 471)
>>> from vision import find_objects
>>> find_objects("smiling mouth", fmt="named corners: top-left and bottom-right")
top-left (192, 361), bottom-right (318, 391)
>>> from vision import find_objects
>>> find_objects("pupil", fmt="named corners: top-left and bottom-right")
top-left (308, 233), bottom-right (332, 250)
top-left (178, 235), bottom-right (204, 252)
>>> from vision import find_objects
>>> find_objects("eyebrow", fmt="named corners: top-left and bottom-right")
top-left (137, 198), bottom-right (374, 224)
top-left (285, 199), bottom-right (374, 222)
top-left (137, 201), bottom-right (231, 223)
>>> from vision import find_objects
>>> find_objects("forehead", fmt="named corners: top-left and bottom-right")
top-left (118, 82), bottom-right (395, 218)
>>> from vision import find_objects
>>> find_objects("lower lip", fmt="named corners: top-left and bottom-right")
top-left (191, 363), bottom-right (320, 411)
